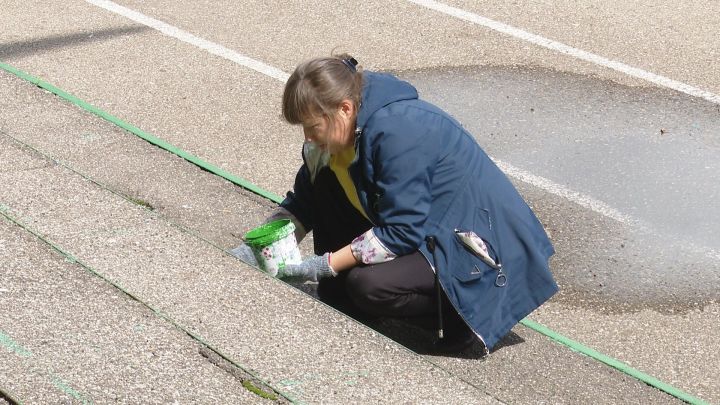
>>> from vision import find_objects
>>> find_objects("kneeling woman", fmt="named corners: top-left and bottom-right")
top-left (238, 55), bottom-right (558, 354)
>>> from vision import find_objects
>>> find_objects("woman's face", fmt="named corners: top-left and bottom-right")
top-left (301, 100), bottom-right (356, 154)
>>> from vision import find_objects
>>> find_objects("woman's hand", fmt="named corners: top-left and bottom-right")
top-left (277, 253), bottom-right (336, 282)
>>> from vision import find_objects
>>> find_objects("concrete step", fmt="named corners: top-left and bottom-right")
top-left (0, 85), bottom-right (498, 404)
top-left (0, 216), bottom-right (271, 404)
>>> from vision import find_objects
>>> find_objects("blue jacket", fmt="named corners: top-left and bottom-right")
top-left (283, 71), bottom-right (558, 351)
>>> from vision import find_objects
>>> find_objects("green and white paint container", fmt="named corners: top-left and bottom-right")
top-left (243, 219), bottom-right (302, 276)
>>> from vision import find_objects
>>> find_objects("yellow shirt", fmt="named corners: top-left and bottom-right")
top-left (329, 147), bottom-right (370, 220)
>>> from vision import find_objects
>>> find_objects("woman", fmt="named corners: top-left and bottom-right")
top-left (236, 54), bottom-right (558, 354)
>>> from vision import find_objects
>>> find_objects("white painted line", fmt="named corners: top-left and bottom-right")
top-left (84, 0), bottom-right (290, 83)
top-left (407, 0), bottom-right (720, 106)
top-left (492, 158), bottom-right (641, 227)
top-left (494, 159), bottom-right (720, 261)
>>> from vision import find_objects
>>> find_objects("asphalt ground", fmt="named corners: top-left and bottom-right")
top-left (2, 0), bottom-right (719, 403)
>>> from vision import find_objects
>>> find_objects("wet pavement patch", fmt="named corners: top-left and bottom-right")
top-left (397, 65), bottom-right (720, 313)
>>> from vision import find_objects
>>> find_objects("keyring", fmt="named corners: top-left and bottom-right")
top-left (495, 272), bottom-right (507, 287)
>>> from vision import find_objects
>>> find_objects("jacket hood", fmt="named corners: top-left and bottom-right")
top-left (356, 72), bottom-right (419, 129)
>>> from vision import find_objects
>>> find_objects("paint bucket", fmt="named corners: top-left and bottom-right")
top-left (243, 219), bottom-right (302, 276)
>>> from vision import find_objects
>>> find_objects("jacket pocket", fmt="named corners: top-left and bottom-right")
top-left (451, 230), bottom-right (497, 283)
top-left (451, 208), bottom-right (506, 285)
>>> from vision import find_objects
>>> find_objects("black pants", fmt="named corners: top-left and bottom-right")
top-left (311, 168), bottom-right (464, 331)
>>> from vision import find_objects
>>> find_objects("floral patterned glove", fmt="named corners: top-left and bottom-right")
top-left (276, 253), bottom-right (336, 282)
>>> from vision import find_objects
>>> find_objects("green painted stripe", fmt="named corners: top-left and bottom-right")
top-left (51, 377), bottom-right (91, 405)
top-left (0, 62), bottom-right (283, 204)
top-left (0, 61), bottom-right (708, 405)
top-left (0, 331), bottom-right (32, 358)
top-left (520, 319), bottom-right (709, 405)
top-left (0, 208), bottom-right (294, 403)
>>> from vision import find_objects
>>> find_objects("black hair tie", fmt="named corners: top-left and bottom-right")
top-left (341, 57), bottom-right (358, 73)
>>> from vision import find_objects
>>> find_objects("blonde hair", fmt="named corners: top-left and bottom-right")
top-left (282, 53), bottom-right (363, 124)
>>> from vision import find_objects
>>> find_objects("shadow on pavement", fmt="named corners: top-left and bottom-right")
top-left (0, 26), bottom-right (150, 60)
top-left (288, 281), bottom-right (526, 359)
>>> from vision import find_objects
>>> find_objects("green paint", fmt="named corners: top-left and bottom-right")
top-left (278, 379), bottom-right (301, 387)
top-left (244, 219), bottom-right (301, 274)
top-left (0, 61), bottom-right (283, 204)
top-left (110, 228), bottom-right (131, 236)
top-left (342, 370), bottom-right (369, 386)
top-left (52, 377), bottom-right (91, 405)
top-left (81, 133), bottom-right (102, 141)
top-left (520, 319), bottom-right (710, 405)
top-left (276, 380), bottom-right (304, 404)
top-left (0, 331), bottom-right (32, 357)
top-left (242, 380), bottom-right (278, 401)
top-left (342, 370), bottom-right (370, 387)
top-left (0, 205), bottom-right (302, 404)
top-left (243, 219), bottom-right (294, 247)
